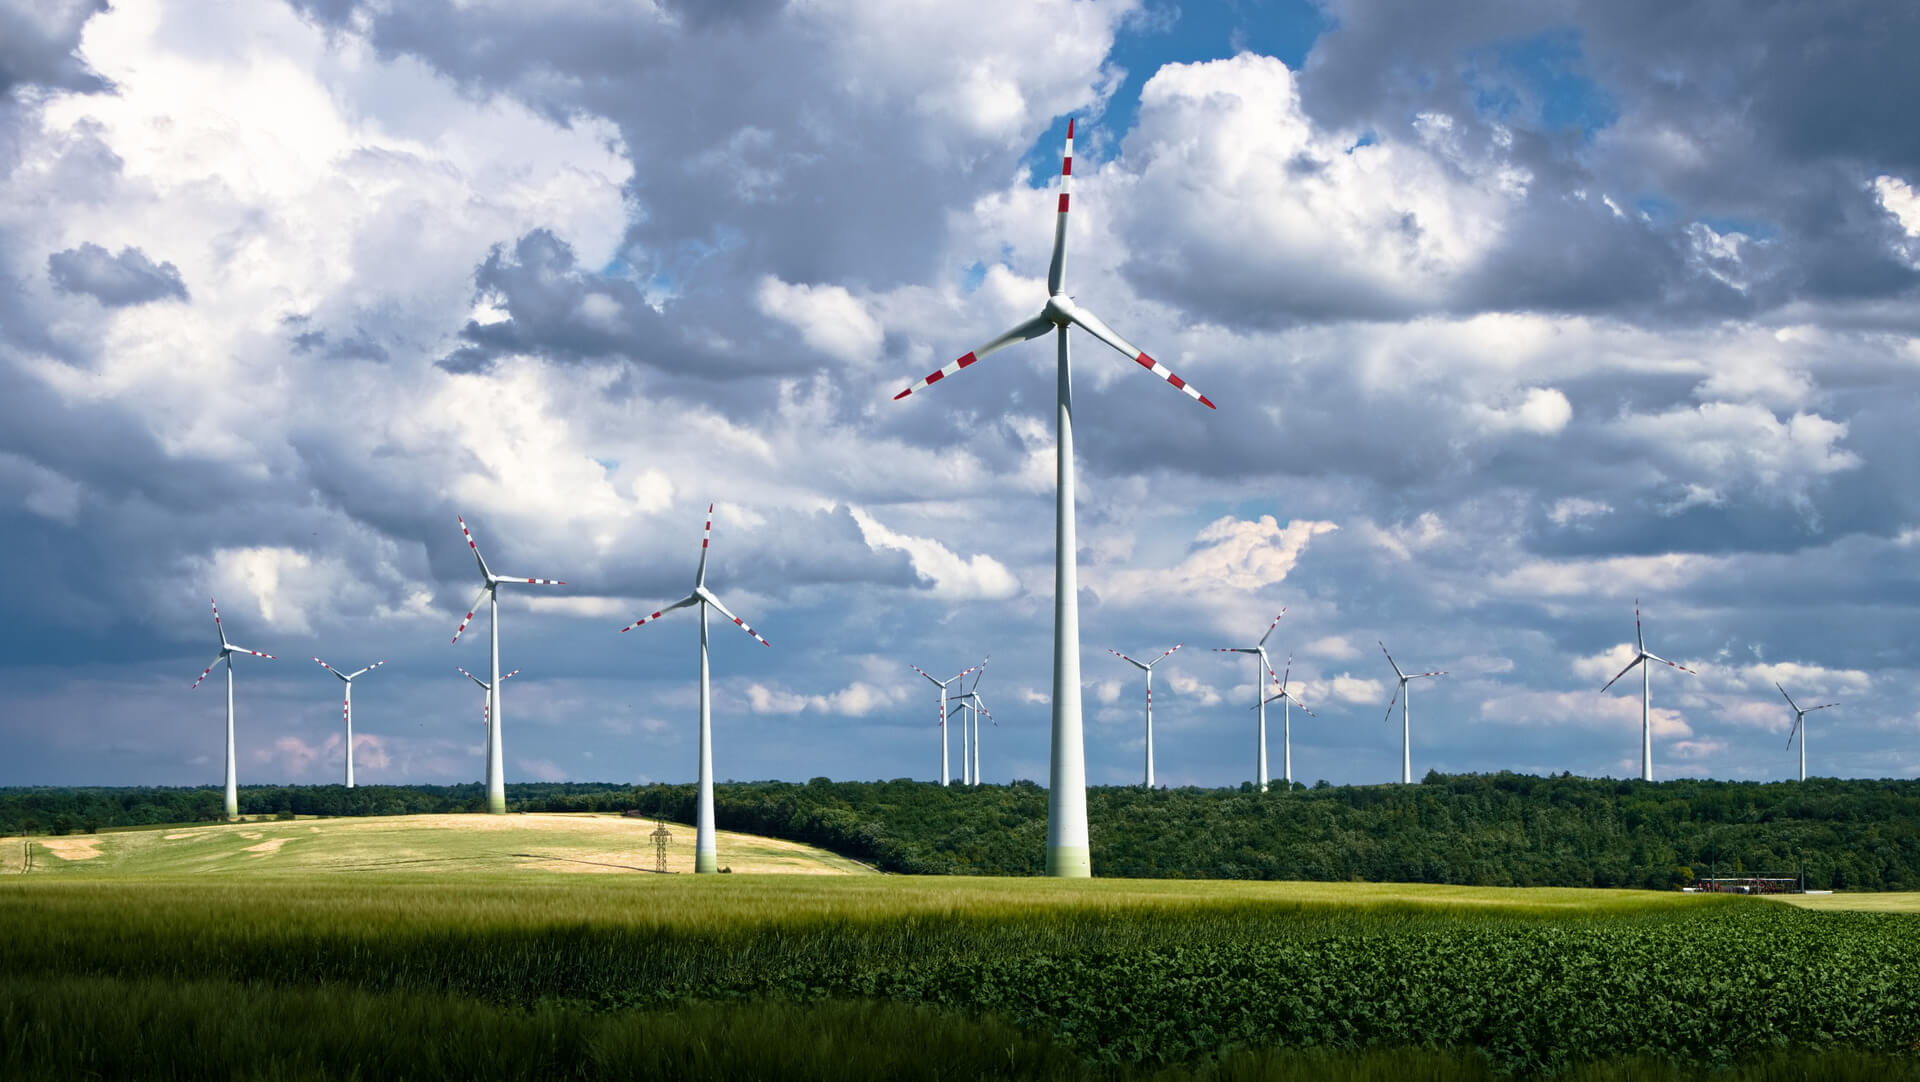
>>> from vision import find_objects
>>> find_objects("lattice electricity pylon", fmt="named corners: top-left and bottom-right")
top-left (651, 821), bottom-right (674, 874)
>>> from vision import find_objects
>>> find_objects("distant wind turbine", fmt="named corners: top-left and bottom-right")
top-left (892, 118), bottom-right (1214, 877)
top-left (951, 686), bottom-right (995, 785)
top-left (617, 503), bottom-right (770, 875)
top-left (311, 657), bottom-right (385, 788)
top-left (458, 665), bottom-right (521, 757)
top-left (1106, 643), bottom-right (1183, 788)
top-left (1255, 654), bottom-right (1315, 787)
top-left (451, 516), bottom-right (564, 814)
top-left (912, 659), bottom-right (987, 786)
top-left (190, 599), bottom-right (275, 821)
top-left (1598, 600), bottom-right (1695, 782)
top-left (1217, 611), bottom-right (1286, 792)
top-left (1380, 641), bottom-right (1446, 785)
top-left (1777, 683), bottom-right (1837, 783)
top-left (958, 662), bottom-right (988, 785)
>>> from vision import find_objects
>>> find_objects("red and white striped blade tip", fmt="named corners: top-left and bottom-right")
top-left (1131, 351), bottom-right (1215, 409)
top-left (893, 350), bottom-right (982, 401)
top-left (619, 610), bottom-right (668, 633)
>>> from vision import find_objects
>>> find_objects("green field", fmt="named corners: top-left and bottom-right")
top-left (5, 815), bottom-right (1920, 1080)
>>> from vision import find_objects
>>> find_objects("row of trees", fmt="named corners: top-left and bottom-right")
top-left (5, 774), bottom-right (1917, 890)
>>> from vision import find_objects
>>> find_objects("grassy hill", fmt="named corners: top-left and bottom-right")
top-left (0, 812), bottom-right (873, 878)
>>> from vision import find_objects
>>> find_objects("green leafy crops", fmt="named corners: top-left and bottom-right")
top-left (4, 878), bottom-right (1918, 1075)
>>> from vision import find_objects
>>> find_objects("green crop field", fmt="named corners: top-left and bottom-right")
top-left (4, 814), bottom-right (1920, 1080)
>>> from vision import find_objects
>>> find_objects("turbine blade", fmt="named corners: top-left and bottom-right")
top-left (1281, 654), bottom-right (1293, 693)
top-left (949, 659), bottom-right (986, 683)
top-left (502, 669), bottom-right (521, 681)
top-left (1064, 302), bottom-right (1215, 409)
top-left (617, 594), bottom-right (699, 633)
top-left (695, 503), bottom-right (714, 586)
top-left (912, 665), bottom-right (947, 688)
top-left (1047, 118), bottom-right (1074, 295)
top-left (892, 315), bottom-right (1054, 402)
top-left (1106, 648), bottom-right (1147, 671)
top-left (459, 516), bottom-right (493, 581)
top-left (457, 665), bottom-right (488, 690)
top-left (452, 583), bottom-right (492, 644)
top-left (1599, 655), bottom-right (1645, 694)
top-left (1257, 609), bottom-right (1287, 647)
top-left (1384, 682), bottom-right (1401, 723)
top-left (1634, 599), bottom-right (1644, 652)
top-left (1155, 643), bottom-right (1184, 664)
top-left (1786, 713), bottom-right (1801, 749)
top-left (1776, 682), bottom-right (1800, 712)
top-left (1411, 670), bottom-right (1448, 679)
top-left (352, 661), bottom-right (387, 679)
top-left (1646, 654), bottom-right (1696, 675)
top-left (494, 575), bottom-right (565, 586)
top-left (701, 591), bottom-right (771, 647)
top-left (969, 657), bottom-right (988, 693)
top-left (312, 657), bottom-right (351, 683)
top-left (209, 598), bottom-right (228, 647)
top-left (227, 645), bottom-right (275, 660)
top-left (1807, 703), bottom-right (1839, 712)
top-left (1379, 641), bottom-right (1404, 680)
top-left (191, 652), bottom-right (225, 689)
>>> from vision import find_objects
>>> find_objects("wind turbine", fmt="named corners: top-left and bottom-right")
top-left (190, 599), bottom-right (276, 821)
top-left (451, 516), bottom-right (565, 815)
top-left (1380, 641), bottom-right (1446, 784)
top-left (911, 659), bottom-right (986, 786)
top-left (951, 686), bottom-right (995, 785)
top-left (312, 657), bottom-right (384, 788)
top-left (956, 662), bottom-right (989, 785)
top-left (1216, 612), bottom-right (1286, 792)
top-left (1597, 600), bottom-right (1695, 782)
top-left (1106, 643), bottom-right (1182, 788)
top-left (892, 118), bottom-right (1214, 876)
top-left (1777, 683), bottom-right (1837, 782)
top-left (1255, 654), bottom-right (1315, 787)
top-left (617, 503), bottom-right (770, 875)
top-left (458, 666), bottom-right (520, 776)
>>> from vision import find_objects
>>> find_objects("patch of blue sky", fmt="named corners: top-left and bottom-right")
top-left (961, 261), bottom-right (988, 292)
top-left (1468, 29), bottom-right (1618, 140)
top-left (1021, 0), bottom-right (1330, 187)
top-left (1699, 215), bottom-right (1779, 242)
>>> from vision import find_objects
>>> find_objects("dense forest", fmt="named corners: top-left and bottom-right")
top-left (5, 773), bottom-right (1918, 890)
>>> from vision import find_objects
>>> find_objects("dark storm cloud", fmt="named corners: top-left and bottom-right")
top-left (47, 243), bottom-right (191, 307)
top-left (0, 0), bottom-right (111, 98)
top-left (1277, 0), bottom-right (1920, 324)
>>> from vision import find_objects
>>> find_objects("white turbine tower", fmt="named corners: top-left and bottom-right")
top-left (1778, 683), bottom-right (1837, 782)
top-left (1216, 612), bottom-right (1286, 792)
top-left (1106, 644), bottom-right (1183, 788)
top-left (911, 659), bottom-right (986, 786)
top-left (311, 657), bottom-right (385, 788)
top-left (617, 504), bottom-right (770, 875)
top-left (956, 662), bottom-right (989, 785)
top-left (1255, 654), bottom-right (1315, 787)
top-left (1598, 600), bottom-right (1695, 782)
top-left (190, 599), bottom-right (275, 821)
top-left (1380, 641), bottom-right (1446, 785)
top-left (893, 118), bottom-right (1214, 877)
top-left (451, 516), bottom-right (565, 815)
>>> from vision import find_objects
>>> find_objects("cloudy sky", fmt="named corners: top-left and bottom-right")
top-left (4, 0), bottom-right (1918, 793)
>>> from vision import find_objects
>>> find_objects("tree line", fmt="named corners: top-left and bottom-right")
top-left (4, 773), bottom-right (1917, 890)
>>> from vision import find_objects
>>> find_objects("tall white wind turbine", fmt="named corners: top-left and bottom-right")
top-left (892, 118), bottom-right (1214, 876)
top-left (912, 659), bottom-right (986, 786)
top-left (957, 663), bottom-right (989, 785)
top-left (451, 516), bottom-right (565, 815)
top-left (1778, 683), bottom-right (1837, 782)
top-left (951, 686), bottom-right (995, 785)
top-left (1216, 612), bottom-right (1286, 792)
top-left (1255, 654), bottom-right (1315, 787)
top-left (1597, 600), bottom-right (1695, 782)
top-left (311, 657), bottom-right (385, 788)
top-left (617, 504), bottom-right (770, 875)
top-left (1380, 641), bottom-right (1446, 785)
top-left (190, 599), bottom-right (276, 821)
top-left (1106, 644), bottom-right (1183, 788)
